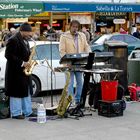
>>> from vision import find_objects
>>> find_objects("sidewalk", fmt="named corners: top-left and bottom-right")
top-left (0, 99), bottom-right (140, 140)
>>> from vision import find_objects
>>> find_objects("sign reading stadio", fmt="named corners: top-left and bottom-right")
top-left (0, 2), bottom-right (44, 18)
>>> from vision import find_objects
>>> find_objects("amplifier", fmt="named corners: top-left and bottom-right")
top-left (98, 100), bottom-right (123, 117)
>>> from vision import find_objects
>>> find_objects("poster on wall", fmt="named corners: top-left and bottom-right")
top-left (70, 13), bottom-right (91, 24)
top-left (136, 16), bottom-right (140, 23)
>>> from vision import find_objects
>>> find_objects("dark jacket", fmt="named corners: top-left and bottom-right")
top-left (133, 31), bottom-right (140, 39)
top-left (5, 32), bottom-right (32, 98)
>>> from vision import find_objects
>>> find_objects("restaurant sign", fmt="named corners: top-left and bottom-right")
top-left (44, 2), bottom-right (140, 12)
top-left (0, 2), bottom-right (44, 18)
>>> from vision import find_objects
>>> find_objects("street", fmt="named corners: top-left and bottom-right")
top-left (0, 96), bottom-right (140, 140)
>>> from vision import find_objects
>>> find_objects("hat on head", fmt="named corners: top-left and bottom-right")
top-left (19, 22), bottom-right (32, 32)
top-left (10, 27), bottom-right (16, 32)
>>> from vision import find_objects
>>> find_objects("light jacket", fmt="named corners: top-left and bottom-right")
top-left (59, 31), bottom-right (91, 57)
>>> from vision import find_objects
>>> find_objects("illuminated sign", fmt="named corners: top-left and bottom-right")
top-left (0, 2), bottom-right (44, 18)
top-left (44, 3), bottom-right (140, 12)
top-left (113, 19), bottom-right (126, 24)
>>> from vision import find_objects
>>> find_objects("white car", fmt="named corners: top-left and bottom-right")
top-left (0, 41), bottom-right (66, 96)
top-left (0, 41), bottom-right (101, 97)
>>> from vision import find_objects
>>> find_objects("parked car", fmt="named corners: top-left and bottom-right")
top-left (0, 40), bottom-right (102, 97)
top-left (0, 41), bottom-right (66, 96)
top-left (90, 33), bottom-right (140, 55)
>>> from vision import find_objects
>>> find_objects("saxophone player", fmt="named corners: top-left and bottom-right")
top-left (5, 22), bottom-right (36, 119)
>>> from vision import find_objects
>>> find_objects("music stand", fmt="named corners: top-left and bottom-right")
top-left (45, 33), bottom-right (57, 115)
top-left (33, 33), bottom-right (57, 115)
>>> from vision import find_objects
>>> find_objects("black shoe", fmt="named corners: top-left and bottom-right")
top-left (27, 113), bottom-right (37, 117)
top-left (12, 115), bottom-right (25, 119)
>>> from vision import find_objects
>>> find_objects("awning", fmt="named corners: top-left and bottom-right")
top-left (44, 2), bottom-right (140, 12)
top-left (0, 1), bottom-right (44, 18)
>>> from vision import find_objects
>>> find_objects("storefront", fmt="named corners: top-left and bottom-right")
top-left (43, 2), bottom-right (140, 33)
top-left (95, 12), bottom-right (128, 33)
top-left (28, 12), bottom-right (67, 34)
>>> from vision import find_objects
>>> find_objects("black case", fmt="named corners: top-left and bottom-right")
top-left (98, 100), bottom-right (123, 117)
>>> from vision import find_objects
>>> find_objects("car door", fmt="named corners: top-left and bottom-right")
top-left (0, 48), bottom-right (6, 88)
top-left (32, 43), bottom-right (65, 91)
top-left (46, 43), bottom-right (66, 90)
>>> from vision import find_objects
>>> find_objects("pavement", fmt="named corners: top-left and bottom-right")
top-left (0, 96), bottom-right (140, 140)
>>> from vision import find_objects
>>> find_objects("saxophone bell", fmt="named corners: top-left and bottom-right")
top-left (24, 60), bottom-right (38, 76)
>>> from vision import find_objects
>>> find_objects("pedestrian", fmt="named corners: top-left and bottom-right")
top-left (82, 26), bottom-right (90, 44)
top-left (59, 20), bottom-right (91, 105)
top-left (133, 26), bottom-right (140, 39)
top-left (5, 22), bottom-right (36, 119)
top-left (45, 24), bottom-right (56, 41)
top-left (2, 28), bottom-right (17, 47)
top-left (119, 27), bottom-right (128, 34)
top-left (1, 29), bottom-right (9, 47)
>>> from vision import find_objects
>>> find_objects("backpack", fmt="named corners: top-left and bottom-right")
top-left (87, 30), bottom-right (92, 41)
top-left (0, 88), bottom-right (10, 119)
top-left (128, 83), bottom-right (140, 101)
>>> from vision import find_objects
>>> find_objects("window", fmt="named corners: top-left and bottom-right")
top-left (110, 35), bottom-right (124, 42)
top-left (124, 35), bottom-right (137, 43)
top-left (33, 44), bottom-right (60, 60)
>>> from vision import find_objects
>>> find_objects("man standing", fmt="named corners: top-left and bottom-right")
top-left (45, 24), bottom-right (56, 41)
top-left (5, 22), bottom-right (35, 119)
top-left (59, 20), bottom-right (91, 105)
top-left (82, 26), bottom-right (91, 44)
top-left (133, 26), bottom-right (140, 39)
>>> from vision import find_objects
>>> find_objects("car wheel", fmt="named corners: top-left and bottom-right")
top-left (31, 75), bottom-right (41, 97)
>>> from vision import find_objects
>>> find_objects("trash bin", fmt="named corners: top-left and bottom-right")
top-left (104, 40), bottom-right (128, 94)
top-left (128, 50), bottom-right (140, 86)
top-left (101, 80), bottom-right (118, 101)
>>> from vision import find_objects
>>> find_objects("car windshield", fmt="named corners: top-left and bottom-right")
top-left (33, 44), bottom-right (60, 60)
top-left (90, 35), bottom-right (101, 45)
top-left (94, 34), bottom-right (112, 44)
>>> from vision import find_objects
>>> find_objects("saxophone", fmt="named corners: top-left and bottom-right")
top-left (57, 72), bottom-right (73, 117)
top-left (24, 38), bottom-right (38, 76)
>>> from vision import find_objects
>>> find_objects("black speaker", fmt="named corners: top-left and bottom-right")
top-left (105, 41), bottom-right (128, 94)
top-left (98, 100), bottom-right (124, 117)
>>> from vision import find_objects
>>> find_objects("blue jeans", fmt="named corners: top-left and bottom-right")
top-left (10, 94), bottom-right (32, 117)
top-left (68, 71), bottom-right (83, 103)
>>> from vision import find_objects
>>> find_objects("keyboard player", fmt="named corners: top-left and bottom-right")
top-left (59, 20), bottom-right (91, 105)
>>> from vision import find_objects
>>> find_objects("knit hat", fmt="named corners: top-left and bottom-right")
top-left (10, 27), bottom-right (16, 32)
top-left (19, 22), bottom-right (32, 32)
